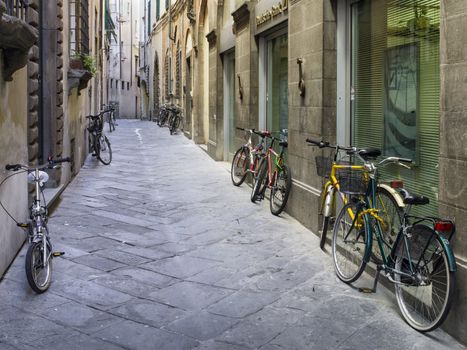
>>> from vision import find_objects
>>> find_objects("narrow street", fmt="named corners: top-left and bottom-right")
top-left (0, 120), bottom-right (464, 350)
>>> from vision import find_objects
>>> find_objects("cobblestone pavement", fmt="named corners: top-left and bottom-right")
top-left (0, 120), bottom-right (465, 350)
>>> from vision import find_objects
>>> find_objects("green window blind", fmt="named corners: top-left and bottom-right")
top-left (351, 0), bottom-right (440, 216)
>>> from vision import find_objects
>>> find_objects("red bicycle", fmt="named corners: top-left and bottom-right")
top-left (251, 132), bottom-right (292, 216)
top-left (231, 127), bottom-right (270, 186)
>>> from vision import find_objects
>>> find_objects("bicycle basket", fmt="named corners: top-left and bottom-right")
top-left (336, 168), bottom-right (368, 195)
top-left (395, 225), bottom-right (436, 264)
top-left (315, 156), bottom-right (332, 177)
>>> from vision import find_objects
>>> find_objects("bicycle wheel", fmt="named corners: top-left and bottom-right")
top-left (251, 158), bottom-right (267, 203)
top-left (394, 231), bottom-right (455, 332)
top-left (231, 147), bottom-right (249, 186)
top-left (332, 201), bottom-right (368, 283)
top-left (270, 164), bottom-right (292, 216)
top-left (370, 187), bottom-right (403, 264)
top-left (97, 135), bottom-right (112, 165)
top-left (25, 240), bottom-right (52, 293)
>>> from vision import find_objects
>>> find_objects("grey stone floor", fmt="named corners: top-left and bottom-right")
top-left (0, 120), bottom-right (465, 350)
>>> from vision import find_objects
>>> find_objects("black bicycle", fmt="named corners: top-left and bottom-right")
top-left (86, 111), bottom-right (112, 165)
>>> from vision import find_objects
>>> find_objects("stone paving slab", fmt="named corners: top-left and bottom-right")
top-left (0, 120), bottom-right (465, 349)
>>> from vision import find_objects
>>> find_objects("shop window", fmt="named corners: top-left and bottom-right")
top-left (350, 0), bottom-right (440, 215)
top-left (266, 33), bottom-right (288, 135)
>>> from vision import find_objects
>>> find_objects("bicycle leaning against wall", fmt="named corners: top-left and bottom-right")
top-left (86, 110), bottom-right (112, 165)
top-left (1, 157), bottom-right (70, 293)
top-left (306, 138), bottom-right (405, 255)
top-left (230, 127), bottom-right (270, 187)
top-left (330, 147), bottom-right (456, 331)
top-left (251, 130), bottom-right (292, 216)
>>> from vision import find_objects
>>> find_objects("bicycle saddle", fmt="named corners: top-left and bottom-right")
top-left (357, 148), bottom-right (381, 160)
top-left (279, 141), bottom-right (288, 147)
top-left (403, 194), bottom-right (430, 206)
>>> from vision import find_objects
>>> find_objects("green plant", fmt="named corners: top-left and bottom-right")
top-left (82, 54), bottom-right (97, 76)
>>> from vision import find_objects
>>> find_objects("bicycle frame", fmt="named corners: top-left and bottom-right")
top-left (263, 139), bottom-right (286, 188)
top-left (30, 168), bottom-right (51, 266)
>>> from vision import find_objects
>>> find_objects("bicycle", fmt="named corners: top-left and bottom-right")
top-left (101, 104), bottom-right (117, 132)
top-left (251, 131), bottom-right (292, 216)
top-left (230, 127), bottom-right (270, 187)
top-left (330, 149), bottom-right (455, 331)
top-left (2, 157), bottom-right (70, 293)
top-left (168, 106), bottom-right (184, 135)
top-left (86, 111), bottom-right (112, 165)
top-left (306, 138), bottom-right (404, 253)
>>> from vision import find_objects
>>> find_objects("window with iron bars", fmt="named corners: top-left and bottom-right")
top-left (165, 54), bottom-right (170, 99)
top-left (176, 43), bottom-right (181, 98)
top-left (69, 0), bottom-right (90, 55)
top-left (4, 0), bottom-right (28, 20)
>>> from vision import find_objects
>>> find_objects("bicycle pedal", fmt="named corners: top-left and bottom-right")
top-left (359, 287), bottom-right (374, 294)
top-left (52, 251), bottom-right (65, 257)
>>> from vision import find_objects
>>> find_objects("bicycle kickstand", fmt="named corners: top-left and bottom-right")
top-left (359, 265), bottom-right (383, 294)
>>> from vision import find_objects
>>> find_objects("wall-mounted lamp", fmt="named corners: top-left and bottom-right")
top-left (297, 57), bottom-right (305, 97)
top-left (237, 74), bottom-right (244, 101)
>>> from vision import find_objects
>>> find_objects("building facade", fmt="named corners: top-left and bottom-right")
top-left (141, 0), bottom-right (467, 343)
top-left (108, 0), bottom-right (141, 119)
top-left (0, 0), bottom-right (110, 277)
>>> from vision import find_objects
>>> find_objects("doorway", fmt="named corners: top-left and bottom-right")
top-left (223, 51), bottom-right (235, 161)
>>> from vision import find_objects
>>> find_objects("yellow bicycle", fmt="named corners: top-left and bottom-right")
top-left (306, 138), bottom-right (407, 257)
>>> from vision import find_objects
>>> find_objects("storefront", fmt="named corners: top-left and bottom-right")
top-left (256, 0), bottom-right (288, 134)
top-left (337, 0), bottom-right (440, 215)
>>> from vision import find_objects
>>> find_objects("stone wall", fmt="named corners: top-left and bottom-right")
top-left (0, 62), bottom-right (29, 277)
top-left (439, 0), bottom-right (467, 344)
top-left (232, 4), bottom-right (259, 148)
top-left (287, 0), bottom-right (337, 231)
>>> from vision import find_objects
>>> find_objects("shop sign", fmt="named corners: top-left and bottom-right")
top-left (256, 0), bottom-right (288, 27)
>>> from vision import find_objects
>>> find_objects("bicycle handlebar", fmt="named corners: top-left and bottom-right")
top-left (305, 138), bottom-right (413, 169)
top-left (236, 127), bottom-right (271, 138)
top-left (305, 138), bottom-right (354, 152)
top-left (5, 157), bottom-right (71, 172)
top-left (5, 164), bottom-right (21, 171)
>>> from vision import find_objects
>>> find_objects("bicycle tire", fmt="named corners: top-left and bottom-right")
top-left (371, 187), bottom-right (403, 264)
top-left (251, 158), bottom-right (267, 203)
top-left (332, 201), bottom-right (368, 283)
top-left (394, 231), bottom-right (455, 332)
top-left (231, 147), bottom-right (249, 186)
top-left (97, 135), bottom-right (112, 165)
top-left (270, 164), bottom-right (292, 216)
top-left (25, 240), bottom-right (52, 293)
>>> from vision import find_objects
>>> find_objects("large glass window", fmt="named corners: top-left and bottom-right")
top-left (351, 0), bottom-right (440, 215)
top-left (267, 33), bottom-right (288, 134)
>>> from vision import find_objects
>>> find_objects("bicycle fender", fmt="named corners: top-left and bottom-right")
top-left (437, 233), bottom-right (457, 272)
top-left (320, 181), bottom-right (333, 212)
top-left (377, 184), bottom-right (405, 208)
